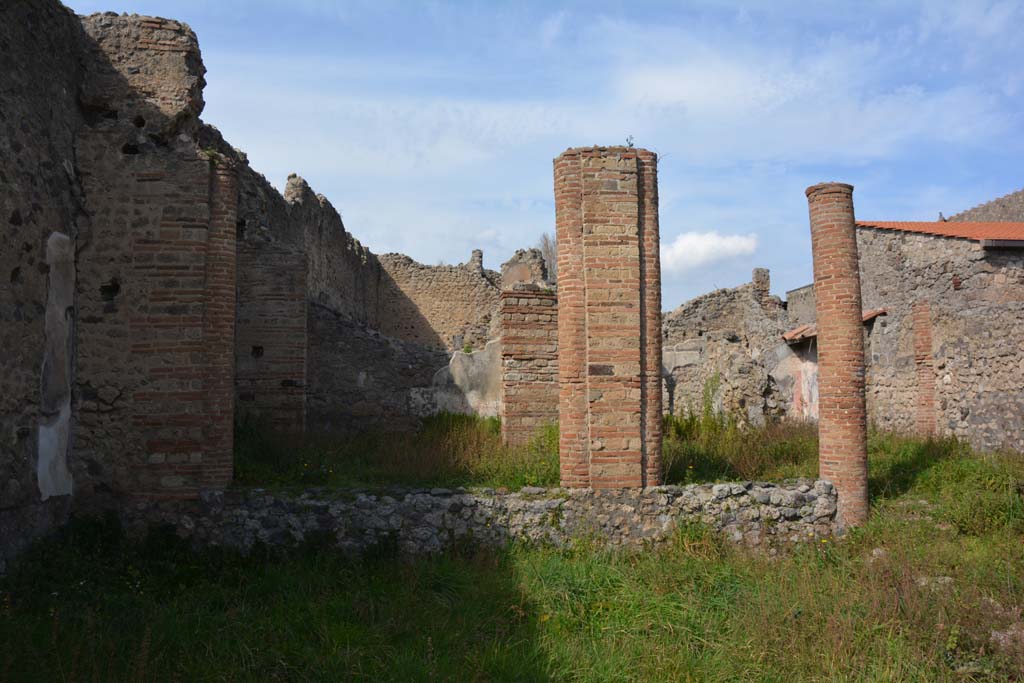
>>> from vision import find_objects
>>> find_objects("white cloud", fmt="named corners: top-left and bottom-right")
top-left (661, 231), bottom-right (759, 274)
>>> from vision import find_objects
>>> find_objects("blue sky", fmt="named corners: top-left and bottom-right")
top-left (66, 0), bottom-right (1024, 307)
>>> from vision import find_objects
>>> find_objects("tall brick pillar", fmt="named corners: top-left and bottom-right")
top-left (806, 182), bottom-right (868, 527)
top-left (554, 146), bottom-right (663, 489)
top-left (201, 162), bottom-right (238, 488)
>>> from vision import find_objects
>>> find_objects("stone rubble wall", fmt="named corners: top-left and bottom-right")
top-left (856, 228), bottom-right (1024, 452)
top-left (305, 304), bottom-right (450, 433)
top-left (122, 479), bottom-right (838, 555)
top-left (0, 0), bottom-right (87, 572)
top-left (662, 270), bottom-right (792, 423)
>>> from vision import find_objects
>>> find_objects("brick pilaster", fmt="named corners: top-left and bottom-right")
top-left (806, 182), bottom-right (869, 527)
top-left (201, 162), bottom-right (237, 488)
top-left (912, 301), bottom-right (936, 437)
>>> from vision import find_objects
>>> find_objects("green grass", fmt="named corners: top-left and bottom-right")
top-left (234, 412), bottom-right (560, 491)
top-left (4, 428), bottom-right (1024, 681)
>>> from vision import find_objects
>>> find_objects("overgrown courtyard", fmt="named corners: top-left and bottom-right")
top-left (3, 419), bottom-right (1023, 681)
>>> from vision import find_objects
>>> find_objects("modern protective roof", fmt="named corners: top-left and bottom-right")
top-left (782, 309), bottom-right (887, 345)
top-left (856, 221), bottom-right (1024, 242)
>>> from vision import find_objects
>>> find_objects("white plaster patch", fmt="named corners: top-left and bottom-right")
top-left (38, 404), bottom-right (72, 500)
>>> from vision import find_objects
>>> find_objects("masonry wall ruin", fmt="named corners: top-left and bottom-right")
top-left (377, 251), bottom-right (502, 352)
top-left (855, 227), bottom-right (1024, 452)
top-left (662, 269), bottom-right (791, 423)
top-left (0, 0), bottom-right (86, 569)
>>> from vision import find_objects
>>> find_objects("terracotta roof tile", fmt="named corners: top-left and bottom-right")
top-left (783, 309), bottom-right (887, 344)
top-left (856, 221), bottom-right (1024, 241)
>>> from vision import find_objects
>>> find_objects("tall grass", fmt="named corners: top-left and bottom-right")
top-left (235, 412), bottom-right (560, 490)
top-left (4, 443), bottom-right (1023, 681)
top-left (662, 410), bottom-right (819, 484)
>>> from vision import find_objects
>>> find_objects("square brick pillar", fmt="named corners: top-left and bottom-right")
top-left (806, 182), bottom-right (869, 527)
top-left (500, 285), bottom-right (559, 447)
top-left (554, 146), bottom-right (663, 489)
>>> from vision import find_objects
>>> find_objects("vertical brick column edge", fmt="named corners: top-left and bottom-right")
top-left (202, 162), bottom-right (238, 489)
top-left (806, 182), bottom-right (869, 527)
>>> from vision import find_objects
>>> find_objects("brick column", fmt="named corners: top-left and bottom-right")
top-left (554, 146), bottom-right (663, 489)
top-left (201, 162), bottom-right (238, 488)
top-left (806, 182), bottom-right (868, 527)
top-left (500, 285), bottom-right (558, 447)
top-left (912, 301), bottom-right (936, 436)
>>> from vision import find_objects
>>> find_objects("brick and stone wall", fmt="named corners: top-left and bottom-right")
top-left (855, 228), bottom-right (1024, 452)
top-left (554, 146), bottom-right (663, 489)
top-left (500, 286), bottom-right (558, 446)
top-left (305, 304), bottom-right (450, 433)
top-left (123, 479), bottom-right (838, 556)
top-left (3, 5), bottom-right (257, 569)
top-left (806, 182), bottom-right (869, 527)
top-left (376, 251), bottom-right (501, 352)
top-left (73, 14), bottom-right (238, 499)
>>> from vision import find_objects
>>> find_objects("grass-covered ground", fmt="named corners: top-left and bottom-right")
top-left (3, 420), bottom-right (1023, 681)
top-left (232, 410), bottom-right (821, 491)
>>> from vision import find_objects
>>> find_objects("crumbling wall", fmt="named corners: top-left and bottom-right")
top-left (0, 0), bottom-right (86, 570)
top-left (856, 228), bottom-right (1024, 451)
top-left (501, 248), bottom-right (549, 289)
top-left (377, 250), bottom-right (501, 351)
top-left (662, 270), bottom-right (791, 423)
top-left (73, 13), bottom-right (236, 497)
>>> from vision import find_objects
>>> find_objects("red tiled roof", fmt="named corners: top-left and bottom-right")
top-left (782, 309), bottom-right (887, 344)
top-left (856, 221), bottom-right (1024, 242)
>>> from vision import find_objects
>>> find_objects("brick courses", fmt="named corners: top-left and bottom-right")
top-left (554, 147), bottom-right (662, 489)
top-left (500, 287), bottom-right (559, 446)
top-left (912, 302), bottom-right (936, 436)
top-left (806, 182), bottom-right (869, 527)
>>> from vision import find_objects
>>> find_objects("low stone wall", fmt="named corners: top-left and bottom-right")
top-left (122, 479), bottom-right (837, 555)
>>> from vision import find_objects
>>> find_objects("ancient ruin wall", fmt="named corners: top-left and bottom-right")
top-left (555, 146), bottom-right (663, 489)
top-left (500, 287), bottom-right (559, 446)
top-left (856, 228), bottom-right (1024, 452)
top-left (0, 0), bottom-right (86, 570)
top-left (377, 251), bottom-right (501, 351)
top-left (73, 14), bottom-right (237, 497)
top-left (306, 304), bottom-right (449, 433)
top-left (662, 270), bottom-right (790, 422)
